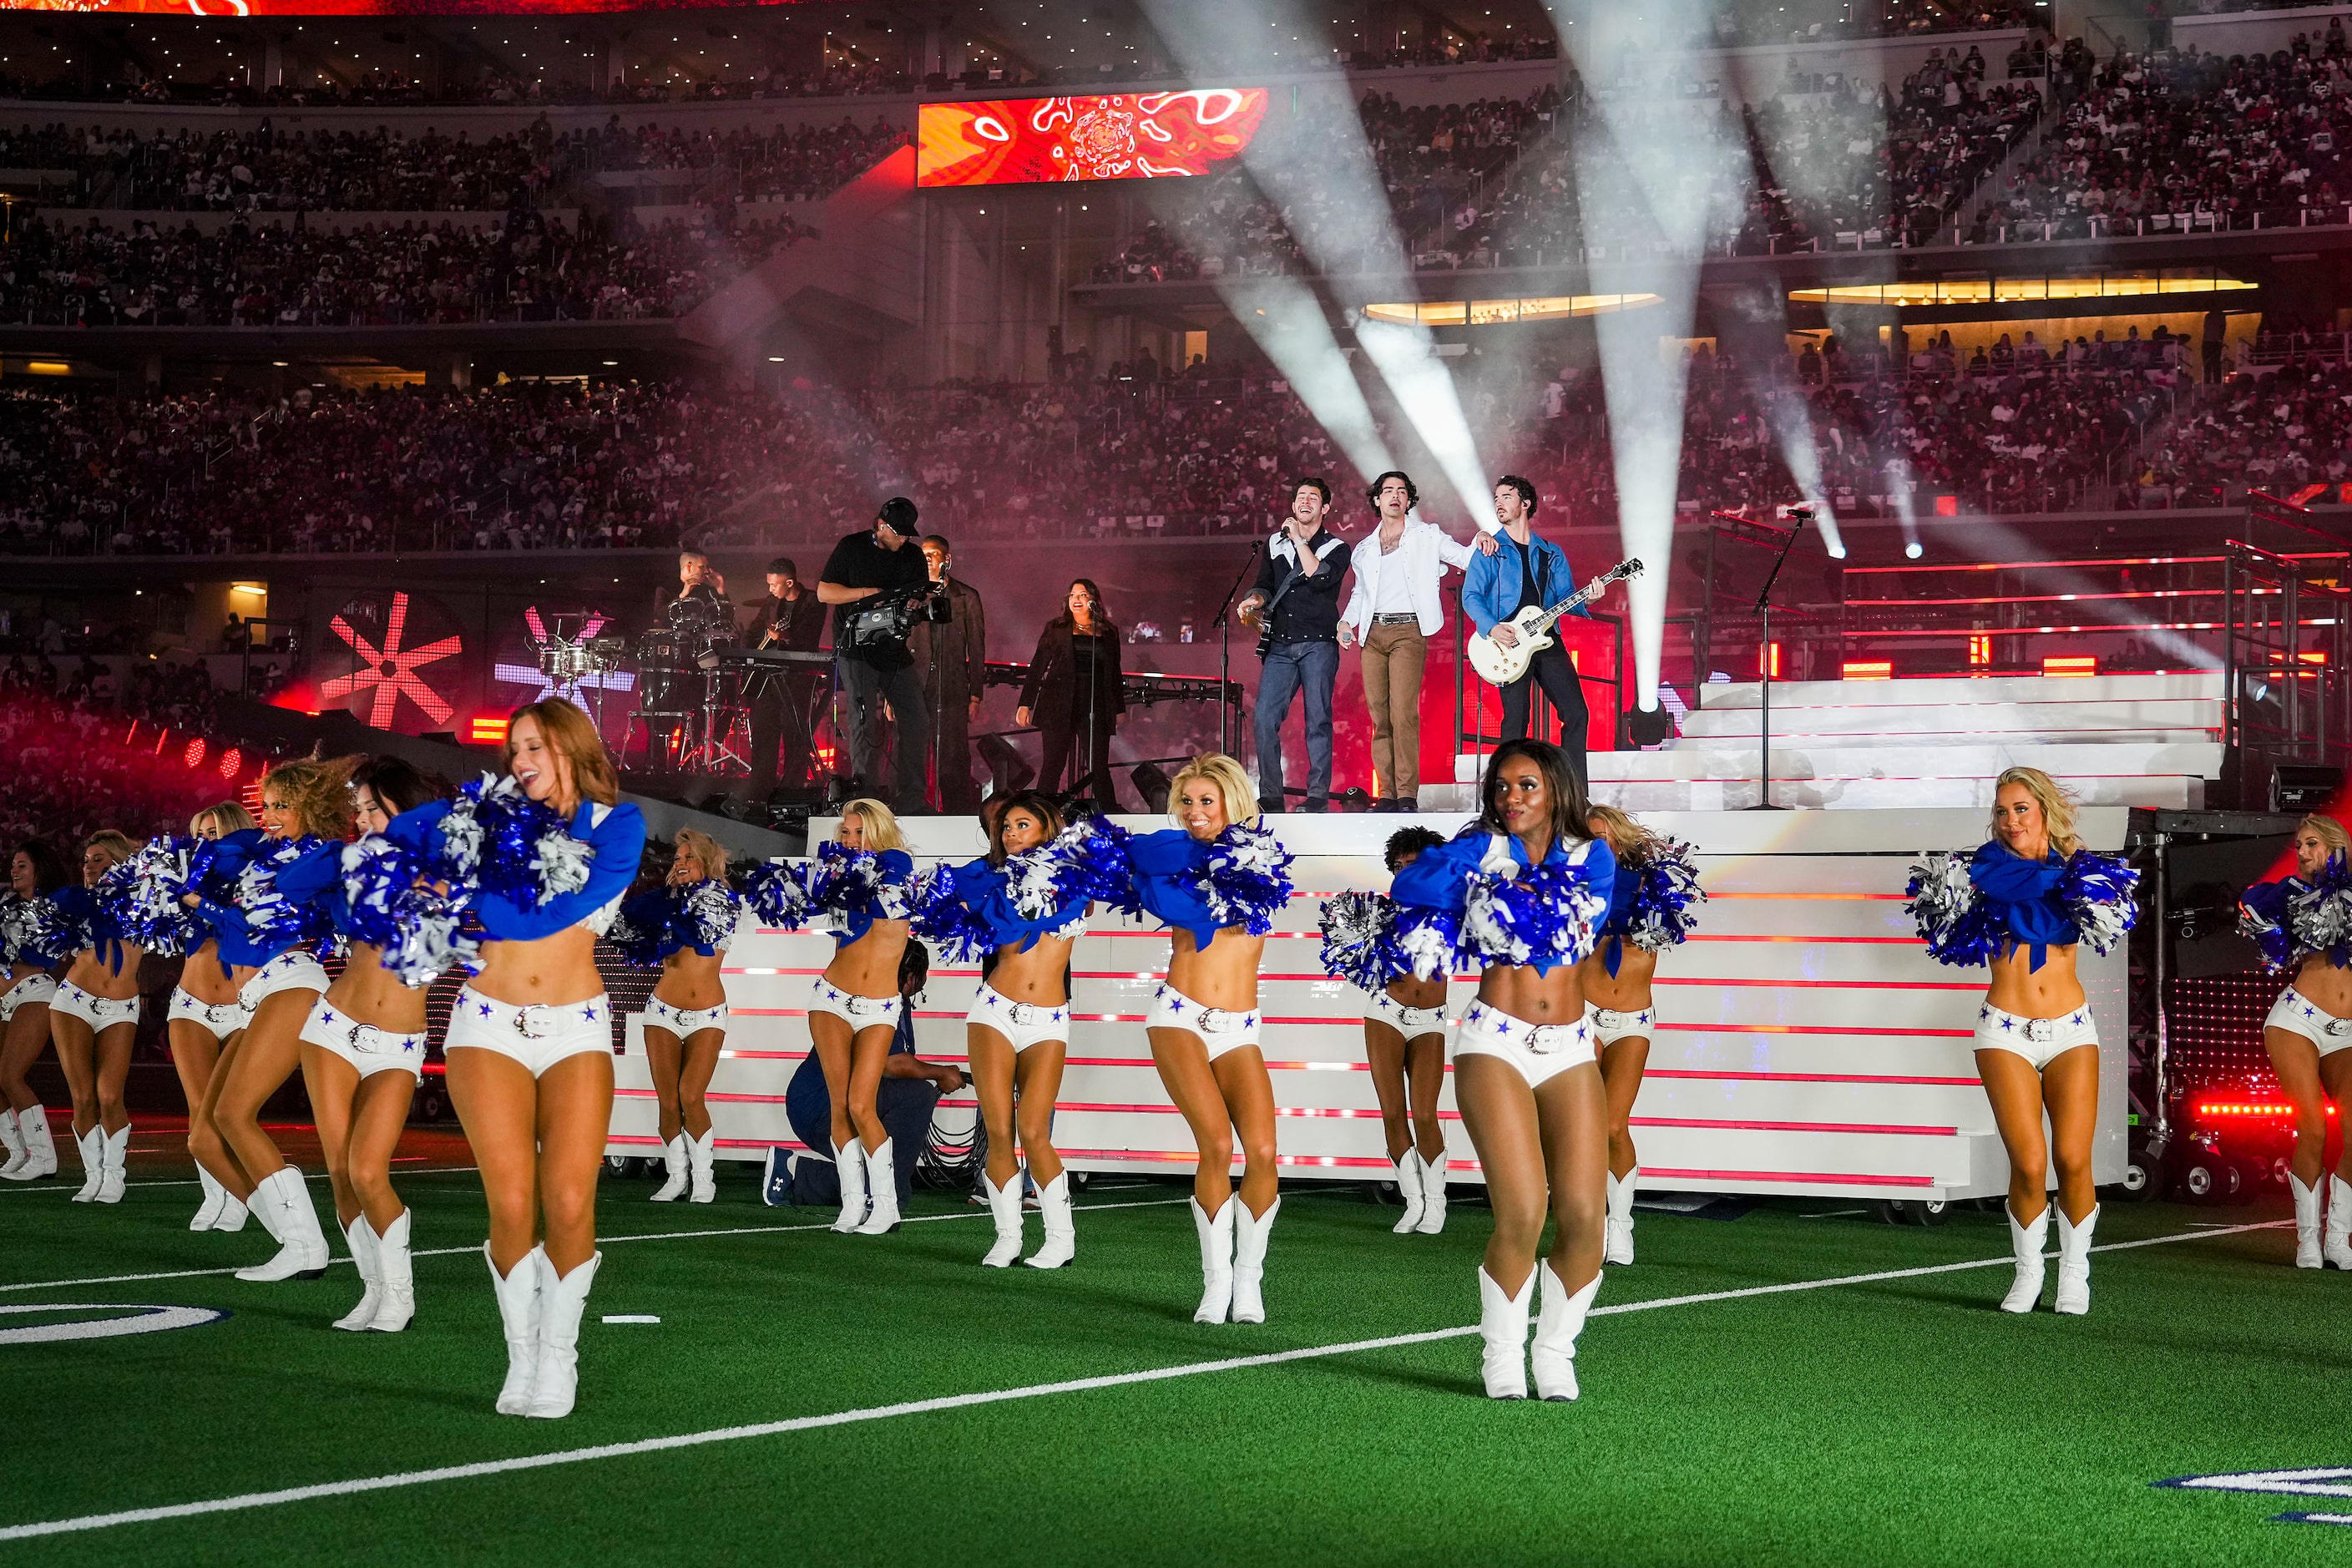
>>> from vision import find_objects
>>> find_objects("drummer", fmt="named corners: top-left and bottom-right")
top-left (658, 549), bottom-right (732, 630)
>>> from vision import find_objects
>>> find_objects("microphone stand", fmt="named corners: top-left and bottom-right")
top-left (1748, 508), bottom-right (1808, 812)
top-left (1215, 538), bottom-right (1264, 761)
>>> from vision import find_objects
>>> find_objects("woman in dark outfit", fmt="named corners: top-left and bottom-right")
top-left (1017, 579), bottom-right (1126, 809)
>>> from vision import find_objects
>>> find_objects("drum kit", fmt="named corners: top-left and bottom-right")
top-left (625, 594), bottom-right (756, 774)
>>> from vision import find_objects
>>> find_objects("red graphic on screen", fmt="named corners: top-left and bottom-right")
top-left (918, 89), bottom-right (1267, 188)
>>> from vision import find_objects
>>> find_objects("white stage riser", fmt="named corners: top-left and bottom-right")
top-left (1676, 706), bottom-right (2224, 743)
top-left (606, 807), bottom-right (2130, 1204)
top-left (1696, 673), bottom-right (2225, 708)
top-left (1587, 743), bottom-right (2224, 780)
top-left (1426, 778), bottom-right (2200, 810)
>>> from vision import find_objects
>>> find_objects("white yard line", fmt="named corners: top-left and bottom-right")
top-left (0, 1218), bottom-right (2286, 1542)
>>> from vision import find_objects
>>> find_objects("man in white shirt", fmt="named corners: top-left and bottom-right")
top-left (1338, 471), bottom-right (1498, 810)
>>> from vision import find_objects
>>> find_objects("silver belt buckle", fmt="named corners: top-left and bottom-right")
top-left (1006, 1000), bottom-right (1038, 1027)
top-left (1527, 1023), bottom-right (1577, 1055)
top-left (846, 994), bottom-right (887, 1018)
top-left (1593, 1007), bottom-right (1624, 1030)
top-left (513, 1006), bottom-right (551, 1040)
top-left (2023, 1017), bottom-right (2057, 1044)
top-left (1196, 1007), bottom-right (1242, 1034)
top-left (2326, 1018), bottom-right (2352, 1039)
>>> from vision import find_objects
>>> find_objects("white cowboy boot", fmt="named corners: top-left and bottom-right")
top-left (2053, 1205), bottom-right (2098, 1315)
top-left (2293, 1172), bottom-right (2324, 1269)
top-left (332, 1216), bottom-right (382, 1332)
top-left (648, 1134), bottom-right (688, 1202)
top-left (980, 1166), bottom-right (1024, 1267)
top-left (2328, 1177), bottom-right (2352, 1270)
top-left (3, 1105), bottom-right (55, 1180)
top-left (94, 1124), bottom-right (129, 1203)
top-left (2001, 1201), bottom-right (2049, 1313)
top-left (830, 1140), bottom-right (868, 1233)
top-left (190, 1166), bottom-right (228, 1231)
top-left (686, 1129), bottom-right (717, 1204)
top-left (1390, 1151), bottom-right (1424, 1234)
top-left (527, 1250), bottom-right (602, 1419)
top-left (488, 1243), bottom-right (542, 1415)
top-left (1478, 1267), bottom-right (1533, 1399)
top-left (236, 1166), bottom-right (331, 1281)
top-left (1191, 1196), bottom-right (1237, 1324)
top-left (1604, 1167), bottom-right (1637, 1265)
top-left (370, 1209), bottom-right (415, 1333)
top-left (1232, 1196), bottom-right (1279, 1323)
top-left (1416, 1151), bottom-right (1449, 1235)
top-left (1530, 1264), bottom-right (1602, 1402)
top-left (1024, 1172), bottom-right (1076, 1270)
top-left (855, 1140), bottom-right (902, 1235)
top-left (69, 1125), bottom-right (102, 1201)
top-left (0, 1105), bottom-right (23, 1176)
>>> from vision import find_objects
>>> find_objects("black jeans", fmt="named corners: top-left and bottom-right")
top-left (836, 655), bottom-right (932, 810)
top-left (1039, 711), bottom-right (1118, 807)
top-left (1497, 643), bottom-right (1590, 788)
top-left (739, 670), bottom-right (821, 801)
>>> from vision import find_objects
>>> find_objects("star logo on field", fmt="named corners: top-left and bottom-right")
top-left (319, 592), bottom-right (459, 728)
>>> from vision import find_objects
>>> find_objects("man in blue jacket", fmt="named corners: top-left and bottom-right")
top-left (1463, 474), bottom-right (1591, 787)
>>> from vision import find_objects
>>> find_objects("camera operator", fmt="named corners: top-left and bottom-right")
top-left (817, 497), bottom-right (938, 813)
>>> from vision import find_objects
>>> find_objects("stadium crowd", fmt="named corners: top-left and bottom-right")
top-left (0, 208), bottom-right (805, 327)
top-left (0, 319), bottom-right (2300, 559)
top-left (0, 681), bottom-right (234, 848)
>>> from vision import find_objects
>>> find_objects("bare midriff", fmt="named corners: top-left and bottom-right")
top-left (1166, 927), bottom-right (1263, 1012)
top-left (64, 944), bottom-right (143, 1002)
top-left (824, 918), bottom-right (909, 1000)
top-left (471, 925), bottom-right (603, 1008)
top-left (1475, 959), bottom-right (1583, 1025)
top-left (322, 942), bottom-right (429, 1034)
top-left (1984, 942), bottom-right (2085, 1019)
top-left (653, 947), bottom-right (726, 1011)
top-left (1576, 940), bottom-right (1656, 1014)
top-left (176, 939), bottom-right (242, 1006)
top-left (987, 929), bottom-right (1079, 1007)
top-left (2291, 953), bottom-right (2352, 1019)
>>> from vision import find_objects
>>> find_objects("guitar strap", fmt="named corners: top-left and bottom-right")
top-left (1261, 530), bottom-right (1338, 625)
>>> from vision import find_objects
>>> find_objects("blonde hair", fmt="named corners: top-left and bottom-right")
top-left (190, 802), bottom-right (256, 838)
top-left (84, 830), bottom-right (136, 868)
top-left (1586, 802), bottom-right (1662, 867)
top-left (674, 827), bottom-right (730, 881)
top-left (2300, 813), bottom-right (2352, 860)
top-left (508, 698), bottom-right (620, 807)
top-left (262, 756), bottom-right (362, 841)
top-left (1167, 753), bottom-right (1259, 829)
top-left (838, 798), bottom-right (904, 852)
top-left (1991, 766), bottom-right (2081, 857)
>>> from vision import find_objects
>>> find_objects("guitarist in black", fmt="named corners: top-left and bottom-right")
top-left (817, 497), bottom-right (936, 812)
top-left (1235, 478), bottom-right (1349, 813)
top-left (1464, 474), bottom-right (1591, 787)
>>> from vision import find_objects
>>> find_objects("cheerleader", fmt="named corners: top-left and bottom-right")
top-left (298, 756), bottom-right (456, 1333)
top-left (169, 803), bottom-right (257, 1232)
top-left (1127, 754), bottom-right (1294, 1325)
top-left (1389, 740), bottom-right (1614, 1400)
top-left (50, 832), bottom-right (146, 1204)
top-left (0, 838), bottom-right (68, 1182)
top-left (192, 760), bottom-right (354, 1282)
top-left (2237, 812), bottom-right (2352, 1268)
top-left (612, 828), bottom-right (742, 1206)
top-left (743, 799), bottom-right (922, 1237)
top-left (387, 699), bottom-right (644, 1418)
top-left (917, 790), bottom-right (1112, 1269)
top-left (1577, 806), bottom-right (1705, 1267)
top-left (1905, 766), bottom-right (2137, 1316)
top-left (1318, 826), bottom-right (1453, 1236)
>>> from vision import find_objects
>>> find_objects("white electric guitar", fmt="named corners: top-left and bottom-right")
top-left (1467, 557), bottom-right (1643, 685)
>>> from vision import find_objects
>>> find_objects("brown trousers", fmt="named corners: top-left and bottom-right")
top-left (1360, 619), bottom-right (1428, 800)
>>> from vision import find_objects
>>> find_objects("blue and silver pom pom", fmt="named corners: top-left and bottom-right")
top-left (1905, 851), bottom-right (2007, 968)
top-left (2061, 848), bottom-right (2140, 958)
top-left (1318, 890), bottom-right (1409, 993)
top-left (117, 835), bottom-right (205, 958)
top-left (1625, 840), bottom-right (1707, 953)
top-left (1192, 824), bottom-right (1295, 937)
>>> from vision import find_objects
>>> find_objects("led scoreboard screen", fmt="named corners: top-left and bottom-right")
top-left (918, 88), bottom-right (1268, 188)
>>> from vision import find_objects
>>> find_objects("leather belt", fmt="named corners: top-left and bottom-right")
top-left (1372, 613), bottom-right (1421, 625)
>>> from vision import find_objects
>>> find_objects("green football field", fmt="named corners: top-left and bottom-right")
top-left (8, 1136), bottom-right (2352, 1567)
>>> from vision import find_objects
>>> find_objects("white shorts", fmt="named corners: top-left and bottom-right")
top-left (168, 987), bottom-right (253, 1038)
top-left (1365, 989), bottom-right (1448, 1039)
top-left (2266, 989), bottom-right (2352, 1057)
top-left (444, 987), bottom-right (614, 1077)
top-left (299, 998), bottom-right (424, 1080)
top-left (809, 978), bottom-right (903, 1034)
top-left (1973, 1002), bottom-right (2099, 1072)
top-left (1586, 1003), bottom-right (1657, 1050)
top-left (645, 994), bottom-right (729, 1037)
top-left (52, 981), bottom-right (139, 1032)
top-left (967, 984), bottom-right (1070, 1053)
top-left (0, 973), bottom-right (55, 1023)
top-left (239, 950), bottom-right (331, 1012)
top-left (1149, 980), bottom-right (1261, 1061)
top-left (1455, 999), bottom-right (1596, 1090)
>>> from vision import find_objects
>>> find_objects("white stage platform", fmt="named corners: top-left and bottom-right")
top-left (1434, 671), bottom-right (2224, 812)
top-left (608, 795), bottom-right (2131, 1204)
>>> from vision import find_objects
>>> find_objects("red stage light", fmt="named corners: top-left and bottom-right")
top-left (182, 738), bottom-right (207, 770)
top-left (1842, 660), bottom-right (1892, 680)
top-left (469, 716), bottom-right (511, 746)
top-left (217, 748), bottom-right (241, 779)
top-left (2041, 655), bottom-right (2097, 678)
top-left (2193, 1100), bottom-right (2336, 1118)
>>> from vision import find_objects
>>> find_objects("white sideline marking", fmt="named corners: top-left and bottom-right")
top-left (0, 1198), bottom-right (1190, 1295)
top-left (0, 1218), bottom-right (2284, 1541)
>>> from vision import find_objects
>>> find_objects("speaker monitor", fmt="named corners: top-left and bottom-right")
top-left (1130, 762), bottom-right (1173, 816)
top-left (975, 733), bottom-right (1035, 799)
